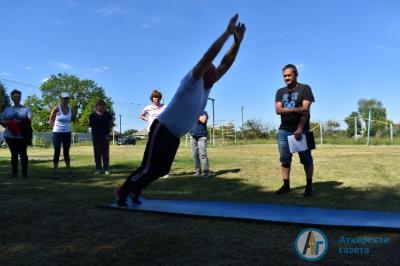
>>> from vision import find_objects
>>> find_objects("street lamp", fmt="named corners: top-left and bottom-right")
top-left (208, 97), bottom-right (215, 146)
top-left (241, 106), bottom-right (244, 126)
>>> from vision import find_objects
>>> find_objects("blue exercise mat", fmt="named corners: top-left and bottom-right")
top-left (103, 197), bottom-right (400, 229)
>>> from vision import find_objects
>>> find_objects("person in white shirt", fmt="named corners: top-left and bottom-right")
top-left (0, 89), bottom-right (32, 177)
top-left (140, 90), bottom-right (167, 133)
top-left (49, 92), bottom-right (73, 179)
top-left (115, 14), bottom-right (246, 206)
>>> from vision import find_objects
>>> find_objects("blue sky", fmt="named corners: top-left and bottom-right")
top-left (1, 0), bottom-right (399, 131)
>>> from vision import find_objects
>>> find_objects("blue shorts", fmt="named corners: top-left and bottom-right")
top-left (278, 129), bottom-right (313, 167)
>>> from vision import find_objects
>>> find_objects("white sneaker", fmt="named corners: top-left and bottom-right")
top-left (93, 170), bottom-right (102, 175)
top-left (193, 171), bottom-right (201, 177)
top-left (104, 170), bottom-right (111, 175)
top-left (160, 174), bottom-right (169, 179)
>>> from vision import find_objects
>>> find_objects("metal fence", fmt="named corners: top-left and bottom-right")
top-left (32, 132), bottom-right (93, 148)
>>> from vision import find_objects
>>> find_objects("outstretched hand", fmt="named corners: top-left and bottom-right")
top-left (234, 22), bottom-right (246, 44)
top-left (226, 14), bottom-right (239, 34)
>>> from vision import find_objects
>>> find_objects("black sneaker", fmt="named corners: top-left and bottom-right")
top-left (131, 188), bottom-right (142, 205)
top-left (304, 187), bottom-right (313, 197)
top-left (116, 199), bottom-right (128, 207)
top-left (115, 187), bottom-right (141, 205)
top-left (275, 184), bottom-right (290, 195)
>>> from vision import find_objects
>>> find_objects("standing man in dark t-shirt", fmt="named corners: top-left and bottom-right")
top-left (89, 99), bottom-right (114, 175)
top-left (190, 110), bottom-right (209, 178)
top-left (275, 64), bottom-right (315, 197)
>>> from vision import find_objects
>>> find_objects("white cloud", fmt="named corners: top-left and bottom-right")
top-left (140, 23), bottom-right (151, 29)
top-left (371, 44), bottom-right (398, 54)
top-left (296, 63), bottom-right (306, 72)
top-left (92, 66), bottom-right (109, 73)
top-left (47, 19), bottom-right (68, 25)
top-left (41, 77), bottom-right (49, 83)
top-left (94, 7), bottom-right (121, 17)
top-left (1, 72), bottom-right (11, 76)
top-left (151, 15), bottom-right (162, 25)
top-left (67, 1), bottom-right (80, 8)
top-left (22, 66), bottom-right (33, 71)
top-left (139, 15), bottom-right (181, 30)
top-left (51, 61), bottom-right (72, 70)
top-left (358, 40), bottom-right (399, 54)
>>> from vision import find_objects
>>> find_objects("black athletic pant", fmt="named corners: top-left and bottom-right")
top-left (119, 119), bottom-right (180, 200)
top-left (5, 137), bottom-right (28, 176)
top-left (92, 134), bottom-right (110, 171)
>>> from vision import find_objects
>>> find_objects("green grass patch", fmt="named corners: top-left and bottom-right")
top-left (1, 144), bottom-right (399, 264)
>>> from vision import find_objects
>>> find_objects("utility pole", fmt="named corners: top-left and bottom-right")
top-left (119, 114), bottom-right (122, 138)
top-left (208, 97), bottom-right (215, 146)
top-left (241, 106), bottom-right (244, 126)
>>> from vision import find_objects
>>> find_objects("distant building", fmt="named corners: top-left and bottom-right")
top-left (132, 128), bottom-right (148, 139)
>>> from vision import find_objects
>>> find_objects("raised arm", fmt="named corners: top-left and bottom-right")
top-left (192, 14), bottom-right (240, 81)
top-left (215, 22), bottom-right (246, 81)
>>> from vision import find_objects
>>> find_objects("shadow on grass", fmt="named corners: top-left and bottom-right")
top-left (171, 168), bottom-right (241, 178)
top-left (1, 160), bottom-right (400, 265)
top-left (1, 159), bottom-right (400, 213)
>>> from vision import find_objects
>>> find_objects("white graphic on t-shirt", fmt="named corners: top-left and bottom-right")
top-left (283, 92), bottom-right (299, 108)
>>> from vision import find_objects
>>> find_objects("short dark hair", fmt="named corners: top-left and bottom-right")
top-left (282, 64), bottom-right (298, 76)
top-left (150, 90), bottom-right (162, 101)
top-left (96, 99), bottom-right (106, 107)
top-left (10, 89), bottom-right (21, 97)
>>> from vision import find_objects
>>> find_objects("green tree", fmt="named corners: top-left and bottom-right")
top-left (344, 112), bottom-right (362, 137)
top-left (325, 120), bottom-right (341, 135)
top-left (123, 129), bottom-right (138, 136)
top-left (309, 121), bottom-right (321, 137)
top-left (24, 95), bottom-right (50, 131)
top-left (240, 119), bottom-right (269, 139)
top-left (357, 99), bottom-right (387, 136)
top-left (0, 82), bottom-right (11, 112)
top-left (25, 73), bottom-right (114, 132)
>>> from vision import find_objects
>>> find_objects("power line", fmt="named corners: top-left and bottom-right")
top-left (114, 101), bottom-right (143, 106)
top-left (1, 78), bottom-right (146, 107)
top-left (0, 77), bottom-right (40, 89)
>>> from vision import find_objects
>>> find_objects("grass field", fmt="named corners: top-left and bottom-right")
top-left (1, 143), bottom-right (400, 265)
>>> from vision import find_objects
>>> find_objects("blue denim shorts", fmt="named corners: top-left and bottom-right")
top-left (278, 129), bottom-right (313, 166)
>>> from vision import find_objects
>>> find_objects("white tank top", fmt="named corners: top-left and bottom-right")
top-left (53, 105), bottom-right (72, 132)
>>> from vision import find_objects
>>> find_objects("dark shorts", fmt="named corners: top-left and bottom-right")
top-left (278, 129), bottom-right (313, 166)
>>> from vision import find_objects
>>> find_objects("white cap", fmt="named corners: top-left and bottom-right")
top-left (61, 92), bottom-right (70, 98)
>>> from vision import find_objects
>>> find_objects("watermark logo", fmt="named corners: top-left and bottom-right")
top-left (295, 228), bottom-right (328, 261)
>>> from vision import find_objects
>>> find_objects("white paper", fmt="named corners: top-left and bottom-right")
top-left (288, 134), bottom-right (307, 153)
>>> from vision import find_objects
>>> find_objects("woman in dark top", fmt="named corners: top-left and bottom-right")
top-left (89, 99), bottom-right (114, 175)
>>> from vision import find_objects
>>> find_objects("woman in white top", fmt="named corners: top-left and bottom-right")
top-left (49, 92), bottom-right (73, 179)
top-left (0, 89), bottom-right (32, 177)
top-left (140, 90), bottom-right (166, 133)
